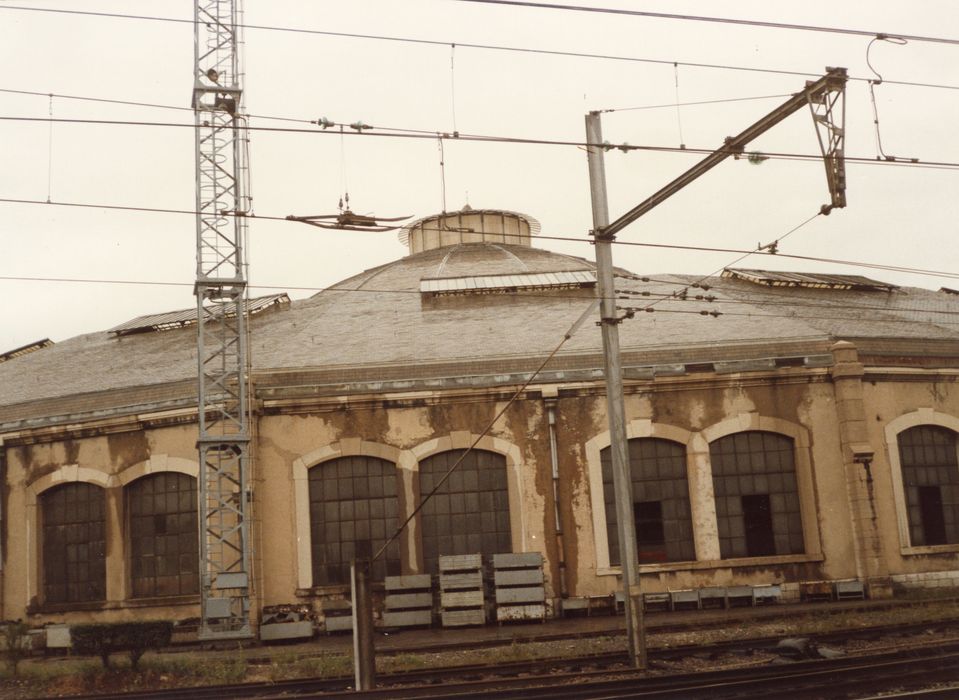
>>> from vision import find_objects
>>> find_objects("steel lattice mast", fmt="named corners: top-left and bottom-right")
top-left (192, 0), bottom-right (253, 640)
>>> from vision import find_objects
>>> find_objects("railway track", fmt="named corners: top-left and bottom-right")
top-left (52, 620), bottom-right (959, 700)
top-left (157, 596), bottom-right (959, 664)
top-left (347, 645), bottom-right (959, 699)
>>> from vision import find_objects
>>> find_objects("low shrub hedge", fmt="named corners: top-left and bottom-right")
top-left (71, 621), bottom-right (173, 669)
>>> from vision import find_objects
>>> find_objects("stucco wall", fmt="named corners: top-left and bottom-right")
top-left (5, 363), bottom-right (959, 623)
top-left (558, 374), bottom-right (853, 597)
top-left (3, 423), bottom-right (202, 625)
top-left (253, 394), bottom-right (553, 606)
top-left (864, 374), bottom-right (959, 576)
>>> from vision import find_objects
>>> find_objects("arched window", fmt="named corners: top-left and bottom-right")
top-left (709, 431), bottom-right (804, 559)
top-left (127, 472), bottom-right (199, 598)
top-left (40, 483), bottom-right (106, 604)
top-left (898, 425), bottom-right (959, 546)
top-left (308, 456), bottom-right (400, 586)
top-left (600, 438), bottom-right (694, 565)
top-left (419, 449), bottom-right (511, 574)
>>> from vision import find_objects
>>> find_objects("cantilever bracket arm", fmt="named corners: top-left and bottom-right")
top-left (600, 67), bottom-right (848, 238)
top-left (808, 72), bottom-right (847, 214)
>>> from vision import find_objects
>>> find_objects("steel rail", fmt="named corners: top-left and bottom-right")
top-left (58, 619), bottom-right (959, 700)
top-left (332, 645), bottom-right (959, 699)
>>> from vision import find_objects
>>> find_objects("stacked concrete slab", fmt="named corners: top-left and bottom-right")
top-left (493, 552), bottom-right (546, 623)
top-left (439, 554), bottom-right (486, 627)
top-left (383, 574), bottom-right (433, 628)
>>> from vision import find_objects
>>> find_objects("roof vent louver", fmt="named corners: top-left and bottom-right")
top-left (0, 338), bottom-right (53, 363)
top-left (421, 270), bottom-right (595, 296)
top-left (109, 294), bottom-right (290, 336)
top-left (723, 268), bottom-right (896, 292)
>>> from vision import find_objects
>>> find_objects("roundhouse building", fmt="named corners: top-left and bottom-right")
top-left (3, 207), bottom-right (959, 628)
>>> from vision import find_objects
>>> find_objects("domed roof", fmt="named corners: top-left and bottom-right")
top-left (251, 242), bottom-right (601, 374)
top-left (2, 231), bottom-right (958, 428)
top-left (331, 240), bottom-right (594, 292)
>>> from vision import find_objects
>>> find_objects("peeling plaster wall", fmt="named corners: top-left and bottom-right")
top-left (6, 365), bottom-right (959, 623)
top-left (864, 374), bottom-right (959, 577)
top-left (565, 375), bottom-right (850, 596)
top-left (2, 424), bottom-right (201, 625)
top-left (255, 395), bottom-right (553, 607)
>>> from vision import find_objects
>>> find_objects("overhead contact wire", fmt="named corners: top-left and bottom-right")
top-left (0, 6), bottom-right (957, 90)
top-left (3, 196), bottom-right (959, 282)
top-left (2, 115), bottom-right (959, 171)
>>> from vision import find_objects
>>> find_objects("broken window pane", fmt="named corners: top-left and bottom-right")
top-left (899, 425), bottom-right (959, 546)
top-left (602, 438), bottom-right (695, 565)
top-left (419, 449), bottom-right (511, 573)
top-left (308, 456), bottom-right (399, 585)
top-left (41, 482), bottom-right (106, 604)
top-left (709, 431), bottom-right (803, 559)
top-left (128, 473), bottom-right (199, 598)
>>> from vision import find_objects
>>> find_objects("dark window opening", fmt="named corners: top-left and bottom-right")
top-left (634, 500), bottom-right (667, 563)
top-left (742, 494), bottom-right (776, 557)
top-left (41, 482), bottom-right (106, 604)
top-left (308, 455), bottom-right (400, 586)
top-left (899, 425), bottom-right (959, 547)
top-left (918, 486), bottom-right (947, 546)
top-left (602, 438), bottom-right (695, 566)
top-left (419, 449), bottom-right (511, 574)
top-left (709, 431), bottom-right (804, 559)
top-left (128, 472), bottom-right (199, 598)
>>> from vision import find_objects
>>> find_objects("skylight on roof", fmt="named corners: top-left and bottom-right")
top-left (723, 268), bottom-right (896, 292)
top-left (420, 270), bottom-right (596, 296)
top-left (109, 294), bottom-right (290, 336)
top-left (0, 338), bottom-right (53, 363)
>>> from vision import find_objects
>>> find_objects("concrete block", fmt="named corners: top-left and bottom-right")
top-left (386, 574), bottom-right (432, 591)
top-left (496, 604), bottom-right (545, 622)
top-left (642, 592), bottom-right (670, 612)
top-left (561, 597), bottom-right (589, 612)
top-left (325, 616), bottom-right (353, 633)
top-left (441, 571), bottom-right (483, 590)
top-left (260, 620), bottom-right (314, 641)
top-left (492, 552), bottom-right (543, 569)
top-left (495, 587), bottom-right (545, 604)
top-left (494, 569), bottom-right (544, 586)
top-left (45, 624), bottom-right (71, 649)
top-left (439, 554), bottom-right (482, 572)
top-left (441, 609), bottom-right (485, 627)
top-left (383, 610), bottom-right (432, 627)
top-left (386, 592), bottom-right (433, 609)
top-left (670, 589), bottom-right (699, 609)
top-left (441, 590), bottom-right (484, 608)
top-left (753, 584), bottom-right (782, 605)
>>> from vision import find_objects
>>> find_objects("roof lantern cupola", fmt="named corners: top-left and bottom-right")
top-left (398, 206), bottom-right (541, 254)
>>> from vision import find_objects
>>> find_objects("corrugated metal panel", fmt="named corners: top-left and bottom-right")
top-left (420, 270), bottom-right (596, 295)
top-left (723, 268), bottom-right (896, 291)
top-left (109, 293), bottom-right (290, 336)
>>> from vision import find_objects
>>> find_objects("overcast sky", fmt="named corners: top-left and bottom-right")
top-left (1, 0), bottom-right (957, 352)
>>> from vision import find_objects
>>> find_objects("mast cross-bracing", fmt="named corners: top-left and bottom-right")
top-left (192, 0), bottom-right (253, 640)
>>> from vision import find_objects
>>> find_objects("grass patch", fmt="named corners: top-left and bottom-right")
top-left (4, 599), bottom-right (958, 697)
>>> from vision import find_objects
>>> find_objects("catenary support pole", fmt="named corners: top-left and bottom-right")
top-left (585, 110), bottom-right (647, 670)
top-left (351, 559), bottom-right (376, 690)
